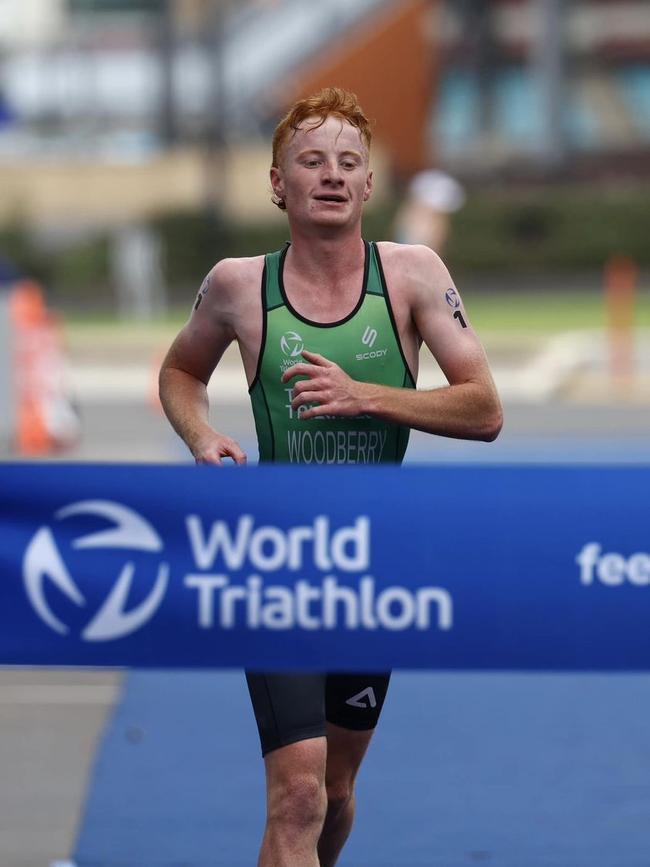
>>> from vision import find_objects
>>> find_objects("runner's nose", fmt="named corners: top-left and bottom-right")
top-left (322, 161), bottom-right (344, 185)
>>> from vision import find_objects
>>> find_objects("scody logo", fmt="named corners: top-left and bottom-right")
top-left (356, 326), bottom-right (387, 362)
top-left (361, 325), bottom-right (377, 348)
top-left (23, 500), bottom-right (169, 642)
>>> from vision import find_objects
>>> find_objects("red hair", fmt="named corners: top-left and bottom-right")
top-left (271, 87), bottom-right (372, 210)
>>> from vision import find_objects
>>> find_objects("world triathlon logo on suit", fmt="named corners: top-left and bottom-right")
top-left (279, 331), bottom-right (305, 372)
top-left (22, 503), bottom-right (453, 638)
top-left (280, 331), bottom-right (304, 357)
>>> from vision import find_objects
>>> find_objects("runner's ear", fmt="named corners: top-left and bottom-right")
top-left (270, 166), bottom-right (285, 201)
top-left (363, 170), bottom-right (373, 202)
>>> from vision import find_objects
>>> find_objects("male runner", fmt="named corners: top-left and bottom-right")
top-left (159, 87), bottom-right (502, 867)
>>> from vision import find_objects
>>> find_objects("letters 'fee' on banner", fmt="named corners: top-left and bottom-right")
top-left (0, 464), bottom-right (649, 670)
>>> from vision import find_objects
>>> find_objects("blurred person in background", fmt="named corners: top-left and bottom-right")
top-left (393, 168), bottom-right (465, 253)
top-left (159, 87), bottom-right (501, 867)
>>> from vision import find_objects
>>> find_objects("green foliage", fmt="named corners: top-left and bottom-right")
top-left (446, 185), bottom-right (650, 274)
top-left (0, 218), bottom-right (52, 286)
top-left (0, 222), bottom-right (111, 306)
top-left (50, 236), bottom-right (111, 304)
top-left (151, 210), bottom-right (230, 301)
top-left (2, 183), bottom-right (648, 311)
top-left (69, 0), bottom-right (159, 13)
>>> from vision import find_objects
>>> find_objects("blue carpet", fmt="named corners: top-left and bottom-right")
top-left (73, 671), bottom-right (650, 866)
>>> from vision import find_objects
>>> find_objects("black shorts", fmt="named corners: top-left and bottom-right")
top-left (246, 671), bottom-right (391, 756)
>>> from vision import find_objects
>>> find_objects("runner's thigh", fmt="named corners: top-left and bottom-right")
top-left (246, 672), bottom-right (327, 756)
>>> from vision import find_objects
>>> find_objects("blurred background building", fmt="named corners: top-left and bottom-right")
top-left (0, 0), bottom-right (648, 312)
top-left (2, 0), bottom-right (650, 172)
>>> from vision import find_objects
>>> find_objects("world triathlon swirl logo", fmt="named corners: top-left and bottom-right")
top-left (280, 331), bottom-right (304, 358)
top-left (22, 500), bottom-right (169, 642)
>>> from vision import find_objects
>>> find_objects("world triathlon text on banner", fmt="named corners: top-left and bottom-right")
top-left (0, 464), bottom-right (649, 670)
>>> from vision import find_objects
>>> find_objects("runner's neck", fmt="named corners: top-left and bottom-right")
top-left (284, 233), bottom-right (366, 293)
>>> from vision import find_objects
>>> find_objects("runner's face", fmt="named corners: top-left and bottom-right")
top-left (271, 115), bottom-right (373, 229)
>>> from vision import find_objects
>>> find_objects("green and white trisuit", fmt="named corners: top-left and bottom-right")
top-left (246, 240), bottom-right (415, 756)
top-left (249, 240), bottom-right (416, 465)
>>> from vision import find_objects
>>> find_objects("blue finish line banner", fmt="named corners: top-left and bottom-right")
top-left (0, 463), bottom-right (648, 671)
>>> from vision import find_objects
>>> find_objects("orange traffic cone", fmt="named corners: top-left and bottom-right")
top-left (604, 255), bottom-right (637, 389)
top-left (10, 280), bottom-right (79, 455)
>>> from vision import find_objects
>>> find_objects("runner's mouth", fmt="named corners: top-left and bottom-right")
top-left (314, 195), bottom-right (347, 203)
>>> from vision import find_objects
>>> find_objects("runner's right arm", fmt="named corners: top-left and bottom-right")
top-left (159, 262), bottom-right (247, 465)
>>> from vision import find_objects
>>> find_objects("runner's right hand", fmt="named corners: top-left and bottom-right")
top-left (191, 431), bottom-right (247, 466)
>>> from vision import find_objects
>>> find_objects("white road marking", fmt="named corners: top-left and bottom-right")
top-left (0, 684), bottom-right (119, 705)
top-left (69, 364), bottom-right (248, 402)
top-left (418, 331), bottom-right (599, 403)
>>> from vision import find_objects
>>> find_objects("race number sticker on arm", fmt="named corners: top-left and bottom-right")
top-left (194, 274), bottom-right (212, 311)
top-left (445, 286), bottom-right (467, 329)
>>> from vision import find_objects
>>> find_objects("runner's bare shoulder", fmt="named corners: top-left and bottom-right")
top-left (374, 242), bottom-right (449, 305)
top-left (193, 255), bottom-right (265, 322)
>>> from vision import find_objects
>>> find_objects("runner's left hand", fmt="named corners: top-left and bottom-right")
top-left (281, 350), bottom-right (369, 419)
